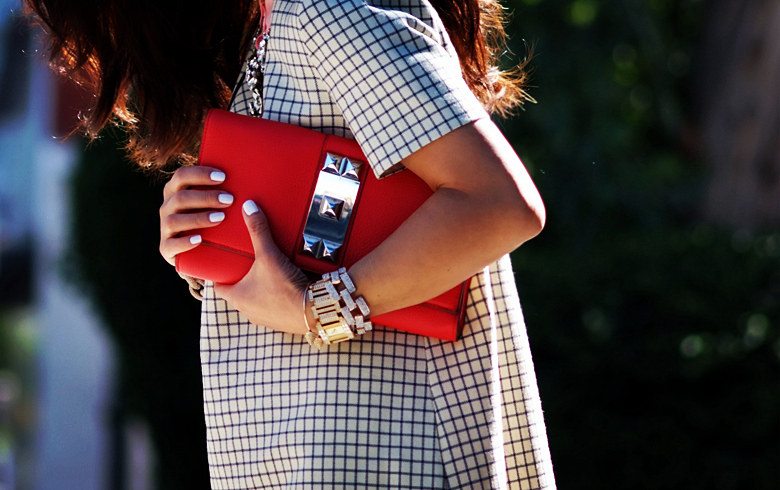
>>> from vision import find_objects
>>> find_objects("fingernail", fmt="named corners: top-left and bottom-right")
top-left (218, 193), bottom-right (234, 205)
top-left (210, 171), bottom-right (226, 182)
top-left (243, 200), bottom-right (259, 216)
top-left (209, 212), bottom-right (226, 223)
top-left (190, 235), bottom-right (202, 245)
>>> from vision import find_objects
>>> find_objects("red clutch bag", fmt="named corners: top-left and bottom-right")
top-left (175, 109), bottom-right (471, 341)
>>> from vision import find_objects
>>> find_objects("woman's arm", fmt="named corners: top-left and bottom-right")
top-left (346, 116), bottom-right (545, 317)
top-left (208, 115), bottom-right (544, 334)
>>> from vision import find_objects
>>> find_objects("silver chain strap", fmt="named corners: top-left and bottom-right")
top-left (244, 28), bottom-right (270, 117)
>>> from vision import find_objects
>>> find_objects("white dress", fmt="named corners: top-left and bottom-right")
top-left (199, 0), bottom-right (557, 488)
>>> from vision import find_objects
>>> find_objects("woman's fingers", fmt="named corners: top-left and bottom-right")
top-left (162, 165), bottom-right (226, 201)
top-left (160, 188), bottom-right (234, 216)
top-left (160, 234), bottom-right (204, 266)
top-left (159, 209), bottom-right (226, 266)
top-left (161, 210), bottom-right (227, 238)
top-left (160, 166), bottom-right (231, 267)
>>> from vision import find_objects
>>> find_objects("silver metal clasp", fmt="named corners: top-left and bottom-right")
top-left (301, 152), bottom-right (363, 261)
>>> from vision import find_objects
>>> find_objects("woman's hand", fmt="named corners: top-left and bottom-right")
top-left (159, 168), bottom-right (309, 335)
top-left (212, 200), bottom-right (311, 336)
top-left (159, 166), bottom-right (235, 266)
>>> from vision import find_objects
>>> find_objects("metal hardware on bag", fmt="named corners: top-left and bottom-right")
top-left (301, 153), bottom-right (363, 261)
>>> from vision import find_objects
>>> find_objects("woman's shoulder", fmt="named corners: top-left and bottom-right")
top-left (295, 0), bottom-right (448, 49)
top-left (297, 0), bottom-right (437, 17)
top-left (290, 0), bottom-right (488, 180)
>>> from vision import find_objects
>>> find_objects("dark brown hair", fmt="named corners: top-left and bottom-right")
top-left (25, 0), bottom-right (530, 171)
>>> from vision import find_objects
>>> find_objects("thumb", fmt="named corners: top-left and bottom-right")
top-left (242, 200), bottom-right (275, 256)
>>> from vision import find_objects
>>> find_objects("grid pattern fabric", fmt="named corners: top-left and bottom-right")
top-left (200, 0), bottom-right (556, 488)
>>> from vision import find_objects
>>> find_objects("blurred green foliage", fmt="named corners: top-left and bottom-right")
top-left (502, 0), bottom-right (780, 488)
top-left (0, 309), bottom-right (38, 488)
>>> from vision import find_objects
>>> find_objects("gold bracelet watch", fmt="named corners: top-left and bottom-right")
top-left (303, 267), bottom-right (372, 348)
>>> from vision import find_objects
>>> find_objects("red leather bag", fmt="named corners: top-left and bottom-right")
top-left (175, 109), bottom-right (471, 341)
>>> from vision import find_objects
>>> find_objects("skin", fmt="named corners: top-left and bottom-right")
top-left (159, 116), bottom-right (546, 335)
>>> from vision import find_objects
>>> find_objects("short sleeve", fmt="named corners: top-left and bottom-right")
top-left (296, 0), bottom-right (491, 179)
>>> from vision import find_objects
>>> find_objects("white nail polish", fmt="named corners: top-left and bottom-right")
top-left (209, 212), bottom-right (226, 223)
top-left (210, 171), bottom-right (226, 182)
top-left (190, 235), bottom-right (202, 245)
top-left (218, 193), bottom-right (234, 205)
top-left (243, 200), bottom-right (259, 215)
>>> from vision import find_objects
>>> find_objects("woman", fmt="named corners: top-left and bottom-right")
top-left (27, 0), bottom-right (556, 487)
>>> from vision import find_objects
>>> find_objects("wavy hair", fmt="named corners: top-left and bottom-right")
top-left (25, 0), bottom-right (531, 170)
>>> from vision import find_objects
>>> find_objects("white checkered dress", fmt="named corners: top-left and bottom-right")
top-left (200, 0), bottom-right (556, 488)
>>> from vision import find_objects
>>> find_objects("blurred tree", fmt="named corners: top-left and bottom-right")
top-left (500, 0), bottom-right (780, 488)
top-left (64, 129), bottom-right (210, 490)
top-left (694, 0), bottom-right (780, 229)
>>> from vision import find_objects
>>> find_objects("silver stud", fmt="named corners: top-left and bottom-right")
top-left (302, 234), bottom-right (320, 255)
top-left (320, 240), bottom-right (340, 260)
top-left (339, 158), bottom-right (361, 181)
top-left (322, 153), bottom-right (341, 174)
top-left (318, 196), bottom-right (345, 220)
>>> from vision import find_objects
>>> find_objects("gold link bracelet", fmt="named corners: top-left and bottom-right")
top-left (303, 267), bottom-right (372, 348)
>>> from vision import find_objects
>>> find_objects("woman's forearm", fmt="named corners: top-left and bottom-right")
top-left (345, 182), bottom-right (543, 318)
top-left (339, 117), bottom-right (546, 320)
